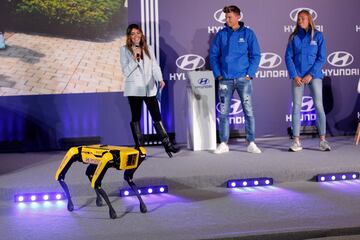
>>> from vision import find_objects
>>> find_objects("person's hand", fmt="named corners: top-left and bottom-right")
top-left (159, 80), bottom-right (165, 89)
top-left (294, 76), bottom-right (303, 87)
top-left (302, 74), bottom-right (313, 84)
top-left (132, 45), bottom-right (142, 61)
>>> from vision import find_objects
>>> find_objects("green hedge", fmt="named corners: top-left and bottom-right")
top-left (16, 0), bottom-right (124, 26)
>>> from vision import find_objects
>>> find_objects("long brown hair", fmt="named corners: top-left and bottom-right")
top-left (289, 10), bottom-right (316, 42)
top-left (126, 24), bottom-right (151, 59)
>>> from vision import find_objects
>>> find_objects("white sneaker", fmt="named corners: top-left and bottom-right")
top-left (214, 142), bottom-right (229, 154)
top-left (319, 140), bottom-right (331, 151)
top-left (289, 141), bottom-right (302, 152)
top-left (247, 142), bottom-right (262, 154)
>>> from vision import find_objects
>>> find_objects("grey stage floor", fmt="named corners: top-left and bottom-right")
top-left (1, 182), bottom-right (360, 240)
top-left (0, 136), bottom-right (359, 239)
top-left (0, 136), bottom-right (359, 200)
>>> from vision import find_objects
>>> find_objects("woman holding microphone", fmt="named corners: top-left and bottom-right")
top-left (120, 24), bottom-right (179, 157)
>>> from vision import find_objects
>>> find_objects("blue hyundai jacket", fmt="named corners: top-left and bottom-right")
top-left (285, 28), bottom-right (326, 80)
top-left (210, 22), bottom-right (261, 79)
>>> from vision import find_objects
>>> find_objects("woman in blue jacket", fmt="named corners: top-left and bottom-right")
top-left (285, 10), bottom-right (330, 152)
top-left (120, 24), bottom-right (179, 157)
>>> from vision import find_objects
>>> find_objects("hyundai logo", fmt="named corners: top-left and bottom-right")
top-left (327, 51), bottom-right (354, 67)
top-left (290, 8), bottom-right (318, 22)
top-left (259, 52), bottom-right (282, 69)
top-left (176, 54), bottom-right (205, 71)
top-left (216, 98), bottom-right (243, 115)
top-left (214, 8), bottom-right (243, 24)
top-left (300, 96), bottom-right (315, 112)
top-left (197, 78), bottom-right (209, 85)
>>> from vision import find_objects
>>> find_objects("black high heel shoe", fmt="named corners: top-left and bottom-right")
top-left (154, 121), bottom-right (180, 158)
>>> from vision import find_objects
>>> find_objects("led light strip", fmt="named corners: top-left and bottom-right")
top-left (316, 172), bottom-right (359, 182)
top-left (227, 177), bottom-right (273, 188)
top-left (14, 192), bottom-right (65, 202)
top-left (120, 185), bottom-right (168, 197)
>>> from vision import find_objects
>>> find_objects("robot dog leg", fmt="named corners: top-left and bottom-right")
top-left (88, 162), bottom-right (117, 219)
top-left (85, 164), bottom-right (103, 207)
top-left (124, 166), bottom-right (147, 213)
top-left (55, 147), bottom-right (81, 211)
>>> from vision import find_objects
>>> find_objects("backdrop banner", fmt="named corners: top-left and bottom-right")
top-left (130, 0), bottom-right (360, 141)
top-left (0, 0), bottom-right (359, 151)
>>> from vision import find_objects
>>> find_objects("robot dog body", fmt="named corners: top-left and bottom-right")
top-left (55, 144), bottom-right (147, 219)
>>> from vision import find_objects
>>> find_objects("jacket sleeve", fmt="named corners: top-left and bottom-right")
top-left (308, 32), bottom-right (326, 77)
top-left (120, 46), bottom-right (139, 78)
top-left (209, 33), bottom-right (222, 79)
top-left (246, 30), bottom-right (261, 78)
top-left (285, 39), bottom-right (298, 80)
top-left (149, 46), bottom-right (163, 82)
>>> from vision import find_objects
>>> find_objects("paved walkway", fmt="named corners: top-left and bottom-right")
top-left (0, 32), bottom-right (126, 96)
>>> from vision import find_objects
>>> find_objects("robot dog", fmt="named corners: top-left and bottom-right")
top-left (55, 144), bottom-right (147, 219)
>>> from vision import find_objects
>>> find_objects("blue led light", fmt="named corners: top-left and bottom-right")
top-left (14, 192), bottom-right (65, 203)
top-left (120, 185), bottom-right (168, 197)
top-left (227, 178), bottom-right (273, 188)
top-left (316, 172), bottom-right (359, 182)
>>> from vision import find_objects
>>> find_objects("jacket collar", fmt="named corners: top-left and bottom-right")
top-left (298, 27), bottom-right (312, 37)
top-left (224, 21), bottom-right (245, 32)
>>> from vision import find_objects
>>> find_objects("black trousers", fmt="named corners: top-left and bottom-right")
top-left (128, 96), bottom-right (162, 122)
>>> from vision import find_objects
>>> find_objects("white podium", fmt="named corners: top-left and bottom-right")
top-left (187, 71), bottom-right (216, 151)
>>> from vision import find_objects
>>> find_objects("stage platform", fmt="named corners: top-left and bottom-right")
top-left (0, 136), bottom-right (359, 240)
top-left (0, 136), bottom-right (359, 200)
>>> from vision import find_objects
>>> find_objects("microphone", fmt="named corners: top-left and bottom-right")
top-left (134, 44), bottom-right (141, 62)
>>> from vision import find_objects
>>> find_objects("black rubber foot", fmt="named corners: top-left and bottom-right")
top-left (96, 197), bottom-right (103, 207)
top-left (109, 209), bottom-right (117, 219)
top-left (67, 201), bottom-right (74, 212)
top-left (140, 203), bottom-right (147, 213)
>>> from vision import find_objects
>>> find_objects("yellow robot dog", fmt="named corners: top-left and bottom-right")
top-left (55, 144), bottom-right (147, 219)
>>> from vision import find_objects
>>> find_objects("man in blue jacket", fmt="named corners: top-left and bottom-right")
top-left (210, 5), bottom-right (261, 154)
